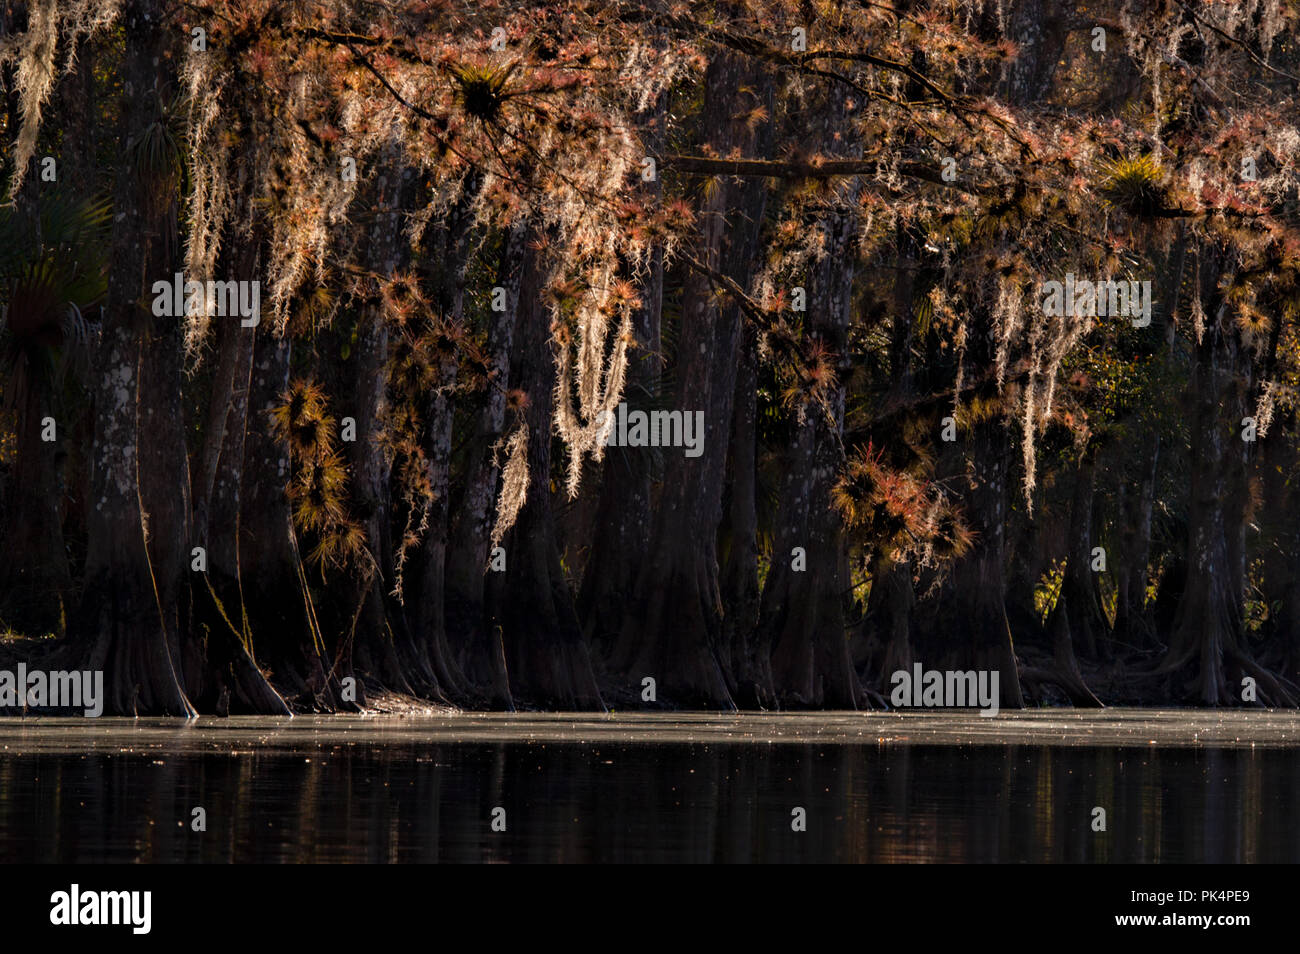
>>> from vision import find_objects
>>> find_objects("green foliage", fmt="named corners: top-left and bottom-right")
top-left (0, 193), bottom-right (110, 406)
top-left (1098, 155), bottom-right (1169, 219)
top-left (451, 63), bottom-right (518, 125)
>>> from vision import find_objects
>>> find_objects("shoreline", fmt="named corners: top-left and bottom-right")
top-left (1, 708), bottom-right (1299, 749)
top-left (0, 632), bottom-right (1285, 715)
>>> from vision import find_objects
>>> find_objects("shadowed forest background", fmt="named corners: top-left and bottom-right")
top-left (1, 0), bottom-right (1299, 715)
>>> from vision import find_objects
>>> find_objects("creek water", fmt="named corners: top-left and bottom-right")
top-left (1, 709), bottom-right (1297, 862)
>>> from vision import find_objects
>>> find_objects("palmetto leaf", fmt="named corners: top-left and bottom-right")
top-left (0, 192), bottom-right (109, 407)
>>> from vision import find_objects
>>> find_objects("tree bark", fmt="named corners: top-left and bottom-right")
top-left (347, 158), bottom-right (422, 697)
top-left (612, 50), bottom-right (771, 709)
top-left (581, 96), bottom-right (665, 673)
top-left (189, 226), bottom-right (290, 715)
top-left (718, 322), bottom-right (769, 705)
top-left (494, 241), bottom-right (603, 710)
top-left (239, 327), bottom-right (351, 710)
top-left (1113, 435), bottom-right (1159, 650)
top-left (1160, 254), bottom-right (1294, 706)
top-left (447, 223), bottom-right (527, 707)
top-left (0, 379), bottom-right (70, 633)
top-left (917, 412), bottom-right (1026, 709)
top-left (758, 81), bottom-right (862, 710)
top-left (405, 180), bottom-right (480, 703)
top-left (70, 0), bottom-right (193, 716)
top-left (1057, 447), bottom-right (1109, 662)
top-left (856, 232), bottom-right (924, 693)
top-left (1278, 466), bottom-right (1300, 687)
top-left (863, 554), bottom-right (916, 691)
top-left (1037, 472), bottom-right (1107, 706)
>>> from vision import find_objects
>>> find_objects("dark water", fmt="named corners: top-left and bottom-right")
top-left (1, 710), bottom-right (1298, 862)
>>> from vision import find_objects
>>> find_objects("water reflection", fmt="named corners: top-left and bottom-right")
top-left (0, 712), bottom-right (1297, 862)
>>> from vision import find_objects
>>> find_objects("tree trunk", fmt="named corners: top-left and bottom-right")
top-left (0, 381), bottom-right (70, 633)
top-left (0, 32), bottom-right (66, 632)
top-left (1036, 455), bottom-right (1107, 705)
top-left (494, 242), bottom-right (603, 710)
top-left (347, 158), bottom-right (421, 697)
top-left (136, 285), bottom-right (192, 682)
top-left (863, 554), bottom-right (915, 692)
top-left (856, 232), bottom-right (924, 693)
top-left (1113, 435), bottom-right (1159, 650)
top-left (1278, 468), bottom-right (1300, 687)
top-left (1160, 264), bottom-right (1293, 706)
top-left (611, 50), bottom-right (771, 709)
top-left (917, 412), bottom-right (1026, 709)
top-left (408, 183), bottom-right (481, 703)
top-left (239, 327), bottom-right (351, 710)
top-left (1163, 325), bottom-right (1240, 702)
top-left (718, 322), bottom-right (769, 706)
top-left (758, 82), bottom-right (862, 710)
top-left (57, 31), bottom-right (98, 198)
top-left (447, 223), bottom-right (527, 708)
top-left (1113, 230), bottom-right (1184, 653)
top-left (187, 311), bottom-right (249, 703)
top-left (189, 229), bottom-right (290, 715)
top-left (1058, 448), bottom-right (1109, 661)
top-left (70, 0), bottom-right (193, 716)
top-left (581, 96), bottom-right (665, 671)
top-left (1004, 0), bottom-right (1070, 105)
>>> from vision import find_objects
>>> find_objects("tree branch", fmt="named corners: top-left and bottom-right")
top-left (661, 153), bottom-right (999, 196)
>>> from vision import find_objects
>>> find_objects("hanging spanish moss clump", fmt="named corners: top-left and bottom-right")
top-left (490, 416), bottom-right (529, 549)
top-left (552, 267), bottom-right (639, 497)
top-left (1, 0), bottom-right (118, 199)
top-left (180, 39), bottom-right (233, 358)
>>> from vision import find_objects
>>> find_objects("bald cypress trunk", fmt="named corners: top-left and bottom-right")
top-left (0, 20), bottom-right (98, 634)
top-left (578, 255), bottom-right (661, 648)
top-left (1033, 452), bottom-right (1106, 707)
top-left (408, 186), bottom-right (482, 703)
top-left (1279, 470), bottom-right (1300, 687)
top-left (1058, 449), bottom-right (1109, 662)
top-left (56, 33), bottom-right (98, 198)
top-left (188, 222), bottom-right (290, 716)
top-left (865, 554), bottom-right (915, 689)
top-left (137, 283), bottom-right (192, 682)
top-left (904, 0), bottom-right (1068, 710)
top-left (1113, 436), bottom-right (1159, 649)
top-left (1159, 253), bottom-right (1293, 706)
top-left (447, 225), bottom-right (527, 708)
top-left (239, 328), bottom-right (352, 710)
top-left (1163, 322), bottom-right (1240, 703)
top-left (186, 312), bottom-right (250, 703)
top-left (858, 233), bottom-right (923, 693)
top-left (346, 158), bottom-right (429, 698)
top-left (407, 350), bottom-right (461, 699)
top-left (719, 323), bottom-right (769, 706)
top-left (581, 97), bottom-right (665, 672)
top-left (917, 406), bottom-right (1026, 709)
top-left (348, 283), bottom-right (409, 693)
top-left (71, 0), bottom-right (192, 716)
top-left (758, 84), bottom-right (862, 710)
top-left (494, 243), bottom-right (603, 710)
top-left (1160, 322), bottom-right (1291, 704)
top-left (0, 378), bottom-right (69, 634)
top-left (612, 51), bottom-right (770, 709)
